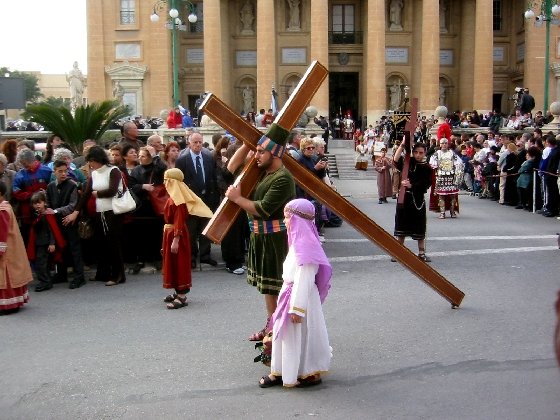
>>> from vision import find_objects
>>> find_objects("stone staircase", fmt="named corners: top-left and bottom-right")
top-left (328, 139), bottom-right (376, 180)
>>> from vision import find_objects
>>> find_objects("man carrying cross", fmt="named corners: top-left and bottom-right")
top-left (225, 135), bottom-right (295, 341)
top-left (393, 141), bottom-right (433, 262)
top-left (200, 61), bottom-right (464, 310)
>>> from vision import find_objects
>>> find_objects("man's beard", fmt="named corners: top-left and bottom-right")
top-left (257, 156), bottom-right (272, 171)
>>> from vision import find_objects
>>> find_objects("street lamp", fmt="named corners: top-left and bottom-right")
top-left (150, 0), bottom-right (198, 107)
top-left (524, 1), bottom-right (560, 112)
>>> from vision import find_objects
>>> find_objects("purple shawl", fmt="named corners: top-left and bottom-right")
top-left (272, 199), bottom-right (332, 339)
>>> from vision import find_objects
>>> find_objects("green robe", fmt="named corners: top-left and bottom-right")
top-left (246, 166), bottom-right (295, 295)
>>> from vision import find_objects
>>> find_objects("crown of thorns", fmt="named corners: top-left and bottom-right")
top-left (285, 207), bottom-right (315, 220)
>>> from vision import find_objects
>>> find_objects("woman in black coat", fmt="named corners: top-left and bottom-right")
top-left (127, 147), bottom-right (167, 272)
top-left (502, 143), bottom-right (520, 206)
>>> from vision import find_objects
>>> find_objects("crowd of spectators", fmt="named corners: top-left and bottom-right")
top-left (424, 129), bottom-right (560, 218)
top-left (0, 125), bottom-right (346, 296)
top-left (0, 129), bottom-right (233, 293)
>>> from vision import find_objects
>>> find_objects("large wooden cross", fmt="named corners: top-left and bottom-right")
top-left (200, 61), bottom-right (465, 308)
top-left (397, 98), bottom-right (418, 206)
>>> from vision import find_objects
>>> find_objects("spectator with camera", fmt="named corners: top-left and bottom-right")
top-left (519, 88), bottom-right (535, 115)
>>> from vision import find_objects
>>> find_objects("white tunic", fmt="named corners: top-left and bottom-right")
top-left (270, 250), bottom-right (331, 386)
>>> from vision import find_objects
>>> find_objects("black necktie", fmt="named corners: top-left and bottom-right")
top-left (195, 155), bottom-right (205, 193)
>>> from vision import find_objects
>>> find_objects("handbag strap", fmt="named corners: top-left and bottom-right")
top-left (113, 167), bottom-right (128, 192)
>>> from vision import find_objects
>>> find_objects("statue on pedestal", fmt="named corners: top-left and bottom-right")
top-left (389, 0), bottom-right (404, 31)
top-left (240, 0), bottom-right (254, 34)
top-left (287, 0), bottom-right (301, 31)
top-left (242, 86), bottom-right (254, 114)
top-left (389, 81), bottom-right (402, 110)
top-left (112, 81), bottom-right (124, 104)
top-left (440, 0), bottom-right (448, 33)
top-left (439, 83), bottom-right (447, 106)
top-left (66, 61), bottom-right (86, 110)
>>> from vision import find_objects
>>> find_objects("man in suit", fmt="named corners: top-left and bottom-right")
top-left (176, 132), bottom-right (220, 267)
top-left (543, 136), bottom-right (559, 217)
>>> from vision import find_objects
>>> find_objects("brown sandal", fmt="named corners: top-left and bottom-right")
top-left (163, 293), bottom-right (178, 303)
top-left (296, 375), bottom-right (322, 388)
top-left (249, 328), bottom-right (266, 342)
top-left (166, 296), bottom-right (187, 309)
top-left (249, 317), bottom-right (271, 341)
top-left (259, 375), bottom-right (283, 388)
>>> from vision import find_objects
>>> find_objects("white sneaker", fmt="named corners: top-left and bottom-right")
top-left (232, 268), bottom-right (245, 275)
top-left (319, 235), bottom-right (325, 243)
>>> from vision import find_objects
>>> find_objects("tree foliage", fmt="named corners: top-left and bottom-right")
top-left (22, 100), bottom-right (130, 155)
top-left (42, 96), bottom-right (72, 110)
top-left (0, 67), bottom-right (42, 103)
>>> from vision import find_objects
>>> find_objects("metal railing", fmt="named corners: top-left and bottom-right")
top-left (120, 10), bottom-right (135, 24)
top-left (328, 31), bottom-right (363, 45)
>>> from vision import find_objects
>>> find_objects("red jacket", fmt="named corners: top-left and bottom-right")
top-left (167, 111), bottom-right (183, 129)
top-left (26, 213), bottom-right (66, 263)
top-left (437, 122), bottom-right (452, 142)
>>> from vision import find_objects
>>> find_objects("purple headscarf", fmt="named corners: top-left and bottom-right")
top-left (284, 198), bottom-right (332, 303)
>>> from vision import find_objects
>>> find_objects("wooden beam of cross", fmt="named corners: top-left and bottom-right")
top-left (397, 98), bottom-right (419, 206)
top-left (200, 61), bottom-right (329, 242)
top-left (201, 62), bottom-right (465, 308)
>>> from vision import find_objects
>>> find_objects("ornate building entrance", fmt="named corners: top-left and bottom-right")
top-left (330, 72), bottom-right (359, 121)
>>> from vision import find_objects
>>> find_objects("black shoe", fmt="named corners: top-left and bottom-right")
top-left (378, 199), bottom-right (383, 204)
top-left (69, 278), bottom-right (86, 289)
top-left (391, 195), bottom-right (397, 199)
top-left (35, 283), bottom-right (53, 292)
top-left (544, 212), bottom-right (558, 217)
top-left (51, 275), bottom-right (66, 284)
top-left (200, 258), bottom-right (218, 267)
top-left (383, 198), bottom-right (389, 203)
top-left (515, 205), bottom-right (524, 209)
top-left (191, 260), bottom-right (197, 269)
top-left (132, 262), bottom-right (144, 275)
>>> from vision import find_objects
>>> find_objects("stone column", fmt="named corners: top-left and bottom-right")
top-left (458, 0), bottom-right (475, 111)
top-left (524, 14), bottom-right (549, 111)
top-left (419, 0), bottom-right (440, 114)
top-left (310, 0), bottom-right (329, 117)
top-left (473, 0), bottom-right (493, 112)
top-left (257, 0), bottom-right (277, 111)
top-left (203, 0), bottom-right (226, 99)
top-left (551, 64), bottom-right (560, 103)
top-left (365, 0), bottom-right (386, 124)
top-left (86, 0), bottom-right (106, 104)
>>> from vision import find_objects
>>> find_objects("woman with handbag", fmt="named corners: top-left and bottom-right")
top-left (127, 147), bottom-right (167, 273)
top-left (63, 146), bottom-right (127, 286)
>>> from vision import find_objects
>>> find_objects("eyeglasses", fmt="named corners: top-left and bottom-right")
top-left (305, 146), bottom-right (315, 151)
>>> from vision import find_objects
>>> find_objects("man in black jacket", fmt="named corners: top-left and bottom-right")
top-left (175, 133), bottom-right (220, 267)
top-left (46, 160), bottom-right (85, 289)
top-left (543, 136), bottom-right (559, 217)
top-left (519, 88), bottom-right (535, 115)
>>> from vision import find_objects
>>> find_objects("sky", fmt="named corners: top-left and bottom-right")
top-left (0, 0), bottom-right (87, 74)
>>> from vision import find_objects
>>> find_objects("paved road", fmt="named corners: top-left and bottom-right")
top-left (2, 179), bottom-right (559, 420)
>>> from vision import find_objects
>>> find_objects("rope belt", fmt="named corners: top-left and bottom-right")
top-left (249, 219), bottom-right (286, 234)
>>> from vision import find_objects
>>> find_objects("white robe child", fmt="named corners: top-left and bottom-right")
top-left (270, 249), bottom-right (331, 387)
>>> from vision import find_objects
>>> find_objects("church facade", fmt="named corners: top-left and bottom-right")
top-left (86, 0), bottom-right (560, 124)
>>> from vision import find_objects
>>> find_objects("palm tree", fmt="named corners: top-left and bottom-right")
top-left (22, 100), bottom-right (130, 155)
